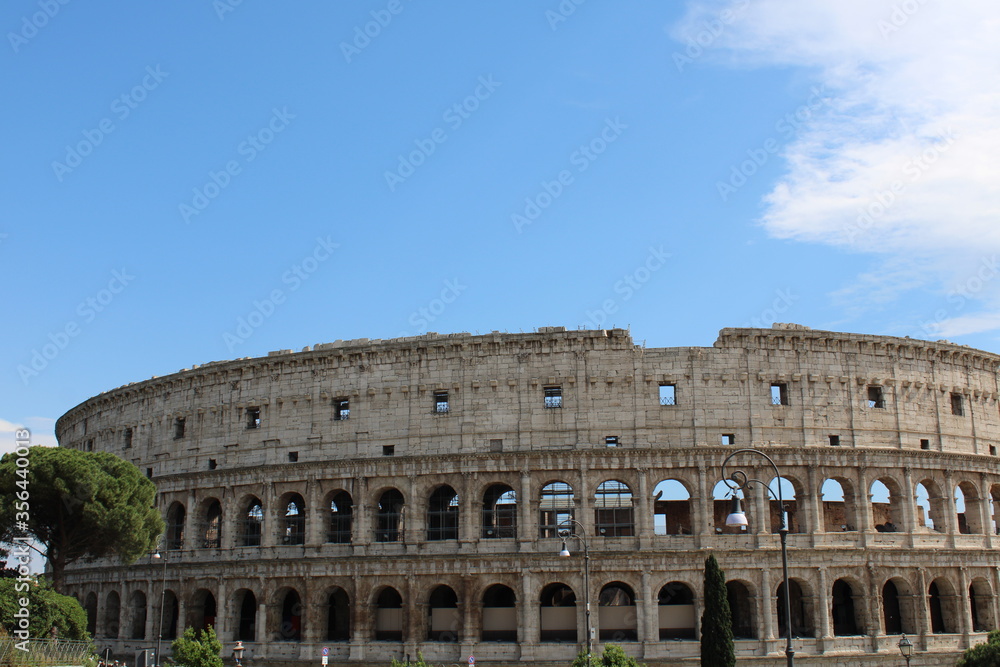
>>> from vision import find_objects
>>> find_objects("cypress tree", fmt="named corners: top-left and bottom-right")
top-left (701, 554), bottom-right (735, 667)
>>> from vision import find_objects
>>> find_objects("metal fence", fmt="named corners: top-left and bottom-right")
top-left (0, 638), bottom-right (92, 667)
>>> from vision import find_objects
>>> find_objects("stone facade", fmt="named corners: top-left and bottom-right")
top-left (57, 324), bottom-right (1000, 666)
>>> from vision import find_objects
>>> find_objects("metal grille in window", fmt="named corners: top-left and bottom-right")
top-left (334, 398), bottom-right (350, 421)
top-left (375, 490), bottom-right (404, 542)
top-left (544, 386), bottom-right (562, 408)
top-left (283, 499), bottom-right (305, 545)
top-left (242, 502), bottom-right (263, 547)
top-left (867, 386), bottom-right (885, 409)
top-left (166, 521), bottom-right (184, 550)
top-left (539, 482), bottom-right (575, 538)
top-left (482, 486), bottom-right (516, 539)
top-left (771, 383), bottom-right (789, 406)
top-left (595, 480), bottom-right (634, 537)
top-left (246, 407), bottom-right (261, 429)
top-left (203, 502), bottom-right (222, 548)
top-left (434, 390), bottom-right (449, 413)
top-left (427, 486), bottom-right (459, 541)
top-left (328, 492), bottom-right (353, 544)
top-left (659, 385), bottom-right (676, 405)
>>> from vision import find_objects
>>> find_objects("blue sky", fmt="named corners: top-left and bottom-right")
top-left (4, 1), bottom-right (1000, 452)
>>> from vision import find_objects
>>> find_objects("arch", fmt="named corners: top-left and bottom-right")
top-left (162, 590), bottom-right (179, 639)
top-left (325, 587), bottom-right (350, 641)
top-left (768, 475), bottom-right (804, 533)
top-left (84, 592), bottom-right (98, 636)
top-left (374, 587), bottom-right (403, 641)
top-left (427, 585), bottom-right (460, 642)
top-left (166, 502), bottom-right (185, 550)
top-left (375, 489), bottom-right (404, 543)
top-left (821, 478), bottom-right (859, 532)
top-left (991, 484), bottom-right (1000, 535)
top-left (327, 490), bottom-right (353, 544)
top-left (776, 579), bottom-right (813, 638)
top-left (482, 484), bottom-right (517, 539)
top-left (241, 497), bottom-right (263, 547)
top-left (190, 589), bottom-right (217, 632)
top-left (481, 584), bottom-right (517, 642)
top-left (970, 578), bottom-right (995, 632)
top-left (928, 578), bottom-right (961, 634)
top-left (915, 479), bottom-right (947, 533)
top-left (928, 580), bottom-right (948, 633)
top-left (657, 581), bottom-right (695, 639)
top-left (599, 582), bottom-right (637, 641)
top-left (103, 591), bottom-right (121, 639)
top-left (202, 499), bottom-right (222, 548)
top-left (277, 589), bottom-right (303, 641)
top-left (539, 583), bottom-right (577, 642)
top-left (881, 578), bottom-right (916, 635)
top-left (595, 480), bottom-right (634, 537)
top-left (653, 479), bottom-right (692, 536)
top-left (955, 481), bottom-right (983, 534)
top-left (129, 590), bottom-right (147, 640)
top-left (539, 481), bottom-right (575, 538)
top-left (726, 581), bottom-right (755, 639)
top-left (831, 579), bottom-right (863, 636)
top-left (870, 478), bottom-right (903, 532)
top-left (234, 589), bottom-right (257, 641)
top-left (712, 480), bottom-right (749, 534)
top-left (280, 493), bottom-right (306, 545)
top-left (427, 485), bottom-right (459, 541)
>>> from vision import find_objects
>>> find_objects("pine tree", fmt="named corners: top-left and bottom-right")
top-left (700, 554), bottom-right (735, 667)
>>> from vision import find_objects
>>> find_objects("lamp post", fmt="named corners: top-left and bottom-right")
top-left (897, 634), bottom-right (912, 666)
top-left (151, 550), bottom-right (168, 667)
top-left (557, 518), bottom-right (593, 663)
top-left (232, 640), bottom-right (245, 666)
top-left (721, 448), bottom-right (794, 667)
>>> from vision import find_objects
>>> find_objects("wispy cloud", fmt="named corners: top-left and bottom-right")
top-left (673, 1), bottom-right (1000, 336)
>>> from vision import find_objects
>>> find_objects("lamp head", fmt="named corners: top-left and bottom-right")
top-left (897, 634), bottom-right (912, 656)
top-left (233, 641), bottom-right (245, 658)
top-left (152, 552), bottom-right (162, 560)
top-left (558, 540), bottom-right (571, 557)
top-left (725, 495), bottom-right (748, 527)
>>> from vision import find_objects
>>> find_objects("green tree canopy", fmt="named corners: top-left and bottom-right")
top-left (0, 446), bottom-right (163, 592)
top-left (171, 626), bottom-right (223, 667)
top-left (0, 575), bottom-right (89, 640)
top-left (700, 554), bottom-right (735, 667)
top-left (571, 643), bottom-right (646, 667)
top-left (957, 629), bottom-right (1000, 666)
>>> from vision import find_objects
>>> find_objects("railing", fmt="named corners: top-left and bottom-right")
top-left (0, 639), bottom-right (92, 667)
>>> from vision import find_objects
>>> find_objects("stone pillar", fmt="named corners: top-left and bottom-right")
top-left (636, 468), bottom-right (652, 546)
top-left (519, 471), bottom-right (533, 549)
top-left (958, 567), bottom-right (972, 644)
top-left (262, 482), bottom-right (277, 548)
top-left (695, 465), bottom-right (712, 547)
top-left (404, 477), bottom-right (421, 546)
top-left (903, 467), bottom-right (918, 547)
top-left (256, 601), bottom-right (267, 644)
top-left (817, 567), bottom-right (831, 641)
top-left (761, 567), bottom-right (774, 644)
top-left (806, 465), bottom-right (822, 538)
top-left (944, 471), bottom-right (958, 537)
top-left (145, 589), bottom-right (155, 643)
top-left (461, 472), bottom-right (476, 546)
top-left (978, 473), bottom-right (994, 546)
top-left (223, 487), bottom-right (237, 550)
top-left (578, 464), bottom-right (593, 539)
top-left (186, 490), bottom-right (197, 548)
top-left (640, 571), bottom-right (656, 648)
top-left (306, 477), bottom-right (323, 546)
top-left (353, 476), bottom-right (369, 547)
top-left (216, 577), bottom-right (229, 641)
top-left (754, 477), bottom-right (770, 536)
top-left (520, 571), bottom-right (539, 648)
top-left (857, 467), bottom-right (873, 534)
top-left (916, 568), bottom-right (929, 649)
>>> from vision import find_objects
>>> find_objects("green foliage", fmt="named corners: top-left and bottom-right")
top-left (700, 554), bottom-right (735, 667)
top-left (0, 446), bottom-right (164, 592)
top-left (571, 643), bottom-right (645, 667)
top-left (170, 626), bottom-right (224, 667)
top-left (0, 576), bottom-right (89, 640)
top-left (957, 629), bottom-right (1000, 666)
top-left (389, 652), bottom-right (431, 667)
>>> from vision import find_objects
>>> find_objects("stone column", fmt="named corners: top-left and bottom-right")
top-left (578, 464), bottom-right (593, 539)
top-left (944, 471), bottom-right (958, 537)
top-left (636, 468), bottom-right (652, 545)
top-left (806, 465), bottom-right (822, 539)
top-left (754, 477), bottom-right (770, 536)
top-left (520, 571), bottom-right (539, 649)
top-left (256, 600), bottom-right (267, 644)
top-left (353, 476), bottom-right (369, 547)
top-left (306, 477), bottom-right (323, 546)
top-left (404, 477), bottom-right (421, 546)
top-left (461, 472), bottom-right (476, 546)
top-left (640, 570), bottom-right (656, 648)
top-left (817, 567), bottom-right (831, 641)
top-left (187, 490), bottom-right (197, 548)
top-left (958, 567), bottom-right (972, 644)
top-left (216, 577), bottom-right (229, 641)
top-left (856, 467), bottom-right (873, 534)
top-left (903, 467), bottom-right (918, 547)
top-left (916, 568), bottom-right (929, 649)
top-left (519, 471), bottom-right (533, 549)
top-left (695, 465), bottom-right (712, 548)
top-left (262, 482), bottom-right (277, 548)
top-left (761, 567), bottom-right (774, 644)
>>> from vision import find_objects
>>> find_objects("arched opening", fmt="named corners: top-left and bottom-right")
top-left (870, 479), bottom-right (903, 532)
top-left (595, 480), bottom-right (634, 537)
top-left (278, 589), bottom-right (302, 641)
top-left (202, 499), bottom-right (222, 548)
top-left (653, 479), bottom-right (692, 535)
top-left (281, 494), bottom-right (306, 545)
top-left (166, 502), bottom-right (185, 550)
top-left (821, 478), bottom-right (858, 532)
top-left (129, 591), bottom-right (147, 640)
top-left (916, 480), bottom-right (947, 533)
top-left (242, 497), bottom-right (263, 547)
top-left (831, 579), bottom-right (861, 635)
top-left (326, 587), bottom-right (350, 641)
top-left (776, 579), bottom-right (813, 638)
top-left (103, 591), bottom-right (121, 638)
top-left (162, 590), bottom-right (179, 640)
top-left (657, 582), bottom-right (695, 639)
top-left (599, 582), bottom-right (637, 641)
top-left (539, 482), bottom-right (575, 538)
top-left (970, 579), bottom-right (995, 632)
top-left (327, 491), bottom-right (353, 544)
top-left (427, 485), bottom-right (459, 541)
top-left (481, 584), bottom-right (516, 642)
top-left (726, 581), bottom-right (755, 639)
top-left (235, 590), bottom-right (257, 641)
top-left (882, 580), bottom-right (904, 635)
top-left (540, 583), bottom-right (577, 642)
top-left (955, 482), bottom-right (982, 534)
top-left (427, 585), bottom-right (460, 642)
top-left (768, 476), bottom-right (802, 533)
top-left (991, 484), bottom-right (1000, 535)
top-left (713, 481), bottom-right (749, 534)
top-left (376, 489), bottom-right (404, 542)
top-left (83, 592), bottom-right (98, 637)
top-left (929, 580), bottom-right (948, 633)
top-left (374, 587), bottom-right (403, 641)
top-left (190, 589), bottom-right (217, 632)
top-left (482, 484), bottom-right (517, 539)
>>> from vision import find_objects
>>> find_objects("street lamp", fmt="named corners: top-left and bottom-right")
top-left (151, 551), bottom-right (168, 667)
top-left (721, 448), bottom-right (794, 667)
top-left (232, 640), bottom-right (245, 666)
top-left (897, 634), bottom-right (912, 666)
top-left (557, 518), bottom-right (593, 663)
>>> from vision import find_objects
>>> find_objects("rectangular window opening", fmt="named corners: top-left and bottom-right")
top-left (867, 385), bottom-right (885, 409)
top-left (721, 434), bottom-right (735, 445)
top-left (287, 451), bottom-right (298, 462)
top-left (434, 390), bottom-right (449, 413)
top-left (991, 445), bottom-right (997, 456)
top-left (659, 384), bottom-right (676, 406)
top-left (334, 397), bottom-right (350, 421)
top-left (951, 392), bottom-right (965, 416)
top-left (489, 438), bottom-right (503, 452)
top-left (173, 418), bottom-right (185, 440)
top-left (829, 434), bottom-right (840, 446)
top-left (246, 407), bottom-right (261, 429)
top-left (920, 438), bottom-right (930, 450)
top-left (382, 445), bottom-right (395, 456)
top-left (770, 383), bottom-right (789, 406)
top-left (124, 428), bottom-right (133, 449)
top-left (85, 439), bottom-right (94, 451)
top-left (208, 458), bottom-right (218, 470)
top-left (146, 467), bottom-right (153, 479)
top-left (544, 386), bottom-right (562, 409)
top-left (605, 436), bottom-right (619, 447)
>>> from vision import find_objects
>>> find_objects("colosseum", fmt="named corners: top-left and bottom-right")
top-left (56, 324), bottom-right (1000, 666)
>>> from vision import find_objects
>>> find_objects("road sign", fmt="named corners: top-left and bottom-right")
top-left (321, 658), bottom-right (328, 666)
top-left (469, 656), bottom-right (475, 665)
top-left (322, 648), bottom-right (330, 657)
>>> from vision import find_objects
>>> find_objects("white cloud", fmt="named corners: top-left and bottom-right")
top-left (0, 416), bottom-right (57, 455)
top-left (674, 1), bottom-right (1000, 336)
